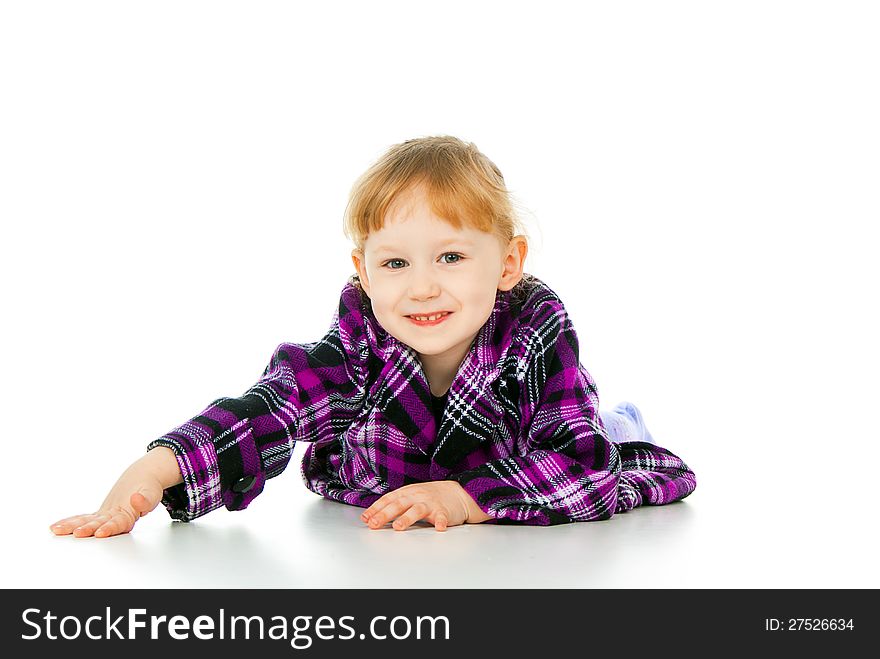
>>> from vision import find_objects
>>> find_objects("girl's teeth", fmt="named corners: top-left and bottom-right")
top-left (413, 313), bottom-right (448, 321)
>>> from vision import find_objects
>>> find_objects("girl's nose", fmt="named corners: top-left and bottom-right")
top-left (407, 269), bottom-right (441, 299)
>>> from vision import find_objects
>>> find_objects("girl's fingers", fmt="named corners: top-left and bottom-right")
top-left (391, 510), bottom-right (417, 531)
top-left (363, 486), bottom-right (419, 524)
top-left (367, 499), bottom-right (408, 528)
top-left (52, 504), bottom-right (143, 538)
top-left (361, 505), bottom-right (378, 522)
top-left (392, 503), bottom-right (430, 531)
top-left (362, 496), bottom-right (389, 522)
top-left (49, 515), bottom-right (92, 535)
top-left (94, 513), bottom-right (132, 538)
top-left (434, 511), bottom-right (448, 532)
top-left (72, 515), bottom-right (110, 538)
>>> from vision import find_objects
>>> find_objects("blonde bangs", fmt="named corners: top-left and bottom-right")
top-left (343, 136), bottom-right (522, 252)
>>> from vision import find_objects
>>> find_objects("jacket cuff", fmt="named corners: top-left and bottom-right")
top-left (448, 466), bottom-right (574, 526)
top-left (447, 469), bottom-right (502, 524)
top-left (147, 415), bottom-right (265, 522)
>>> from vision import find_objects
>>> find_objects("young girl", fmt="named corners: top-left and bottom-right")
top-left (50, 135), bottom-right (697, 537)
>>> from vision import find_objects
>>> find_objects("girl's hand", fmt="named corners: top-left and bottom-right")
top-left (360, 480), bottom-right (490, 532)
top-left (49, 489), bottom-right (161, 539)
top-left (49, 447), bottom-right (180, 539)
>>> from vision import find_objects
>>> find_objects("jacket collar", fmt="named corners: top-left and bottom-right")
top-left (348, 275), bottom-right (523, 467)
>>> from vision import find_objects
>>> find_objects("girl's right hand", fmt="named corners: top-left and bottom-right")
top-left (49, 447), bottom-right (180, 539)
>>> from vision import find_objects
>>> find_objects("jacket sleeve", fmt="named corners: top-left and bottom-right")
top-left (146, 286), bottom-right (369, 522)
top-left (612, 441), bottom-right (697, 514)
top-left (449, 297), bottom-right (695, 525)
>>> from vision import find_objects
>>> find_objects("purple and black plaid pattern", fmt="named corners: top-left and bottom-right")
top-left (148, 274), bottom-right (696, 524)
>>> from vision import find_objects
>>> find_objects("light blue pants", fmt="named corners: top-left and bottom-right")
top-left (599, 402), bottom-right (656, 445)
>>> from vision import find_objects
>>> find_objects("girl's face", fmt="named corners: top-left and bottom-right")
top-left (351, 184), bottom-right (526, 372)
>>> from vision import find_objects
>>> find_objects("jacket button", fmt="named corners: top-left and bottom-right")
top-left (232, 475), bottom-right (256, 493)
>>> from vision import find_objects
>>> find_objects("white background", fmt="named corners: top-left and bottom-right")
top-left (1, 1), bottom-right (877, 588)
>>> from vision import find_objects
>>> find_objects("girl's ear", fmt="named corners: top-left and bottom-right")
top-left (351, 249), bottom-right (371, 297)
top-left (498, 236), bottom-right (528, 292)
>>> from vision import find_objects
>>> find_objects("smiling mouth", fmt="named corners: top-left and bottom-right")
top-left (406, 312), bottom-right (453, 326)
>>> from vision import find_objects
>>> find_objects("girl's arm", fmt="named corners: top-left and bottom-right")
top-left (54, 281), bottom-right (370, 535)
top-left (147, 285), bottom-right (369, 522)
top-left (448, 298), bottom-right (697, 525)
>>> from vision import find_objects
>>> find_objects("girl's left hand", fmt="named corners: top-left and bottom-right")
top-left (361, 481), bottom-right (481, 532)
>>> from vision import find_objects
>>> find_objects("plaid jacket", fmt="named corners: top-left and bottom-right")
top-left (148, 273), bottom-right (697, 525)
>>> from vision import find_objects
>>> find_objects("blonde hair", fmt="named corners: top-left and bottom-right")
top-left (343, 135), bottom-right (529, 254)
